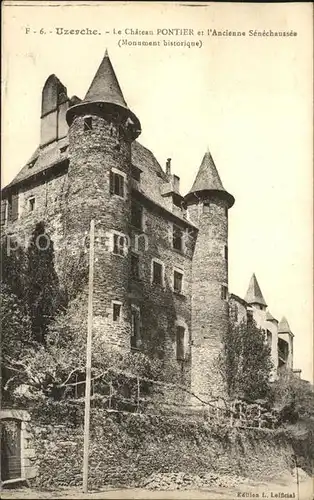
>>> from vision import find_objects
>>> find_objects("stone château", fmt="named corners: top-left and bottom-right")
top-left (1, 51), bottom-right (300, 399)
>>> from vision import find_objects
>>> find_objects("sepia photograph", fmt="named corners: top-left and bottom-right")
top-left (1, 2), bottom-right (313, 499)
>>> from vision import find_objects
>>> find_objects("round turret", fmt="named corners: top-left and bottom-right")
top-left (186, 150), bottom-right (234, 399)
top-left (65, 51), bottom-right (141, 349)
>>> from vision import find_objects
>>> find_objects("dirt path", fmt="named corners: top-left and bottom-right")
top-left (2, 475), bottom-right (313, 500)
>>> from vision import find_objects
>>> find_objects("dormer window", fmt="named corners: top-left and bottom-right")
top-left (28, 159), bottom-right (37, 169)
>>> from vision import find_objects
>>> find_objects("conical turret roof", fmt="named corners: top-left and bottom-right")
top-left (66, 50), bottom-right (141, 137)
top-left (185, 150), bottom-right (234, 207)
top-left (278, 316), bottom-right (293, 335)
top-left (84, 50), bottom-right (128, 108)
top-left (244, 274), bottom-right (267, 307)
top-left (266, 310), bottom-right (278, 323)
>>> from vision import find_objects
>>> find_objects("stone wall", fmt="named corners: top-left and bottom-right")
top-left (189, 197), bottom-right (229, 399)
top-left (29, 408), bottom-right (296, 490)
top-left (2, 171), bottom-right (69, 282)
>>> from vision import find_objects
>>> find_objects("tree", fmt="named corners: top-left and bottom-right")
top-left (271, 370), bottom-right (314, 423)
top-left (4, 294), bottom-right (162, 405)
top-left (1, 284), bottom-right (39, 403)
top-left (220, 318), bottom-right (273, 401)
top-left (1, 236), bottom-right (28, 301)
top-left (26, 222), bottom-right (62, 343)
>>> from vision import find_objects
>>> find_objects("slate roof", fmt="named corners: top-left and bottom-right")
top-left (185, 151), bottom-right (234, 207)
top-left (266, 310), bottom-right (278, 323)
top-left (2, 137), bottom-right (193, 227)
top-left (84, 50), bottom-right (128, 109)
top-left (3, 136), bottom-right (69, 191)
top-left (244, 274), bottom-right (267, 307)
top-left (278, 316), bottom-right (294, 336)
top-left (2, 51), bottom-right (193, 227)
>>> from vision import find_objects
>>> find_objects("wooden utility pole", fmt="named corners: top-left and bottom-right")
top-left (83, 219), bottom-right (95, 494)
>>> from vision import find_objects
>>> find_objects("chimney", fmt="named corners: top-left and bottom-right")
top-left (166, 158), bottom-right (171, 176)
top-left (173, 174), bottom-right (180, 193)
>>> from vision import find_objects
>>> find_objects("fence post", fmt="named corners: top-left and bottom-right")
top-left (258, 405), bottom-right (262, 428)
top-left (108, 380), bottom-right (112, 409)
top-left (229, 402), bottom-right (234, 427)
top-left (136, 376), bottom-right (140, 413)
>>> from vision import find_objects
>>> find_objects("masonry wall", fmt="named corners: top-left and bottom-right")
top-left (189, 197), bottom-right (229, 400)
top-left (2, 172), bottom-right (68, 281)
top-left (128, 197), bottom-right (194, 394)
top-left (29, 408), bottom-right (296, 490)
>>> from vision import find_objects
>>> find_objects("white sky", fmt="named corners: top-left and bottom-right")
top-left (2, 2), bottom-right (313, 381)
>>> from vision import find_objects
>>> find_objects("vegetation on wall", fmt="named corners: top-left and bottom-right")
top-left (220, 318), bottom-right (273, 402)
top-left (26, 222), bottom-right (63, 343)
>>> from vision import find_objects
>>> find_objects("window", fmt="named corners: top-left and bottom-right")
top-left (173, 224), bottom-right (184, 252)
top-left (113, 233), bottom-right (126, 256)
top-left (131, 305), bottom-right (141, 349)
top-left (176, 326), bottom-right (185, 361)
top-left (221, 285), bottom-right (228, 300)
top-left (8, 194), bottom-right (19, 222)
top-left (84, 117), bottom-right (92, 131)
top-left (28, 160), bottom-right (36, 169)
top-left (112, 301), bottom-right (122, 322)
top-left (29, 197), bottom-right (35, 212)
top-left (152, 260), bottom-right (163, 286)
top-left (224, 245), bottom-right (228, 261)
top-left (266, 330), bottom-right (272, 347)
top-left (110, 170), bottom-right (124, 197)
top-left (131, 253), bottom-right (140, 280)
top-left (203, 202), bottom-right (210, 213)
top-left (225, 207), bottom-right (228, 217)
top-left (173, 270), bottom-right (183, 294)
top-left (1, 200), bottom-right (6, 226)
top-left (131, 200), bottom-right (142, 229)
top-left (131, 165), bottom-right (141, 182)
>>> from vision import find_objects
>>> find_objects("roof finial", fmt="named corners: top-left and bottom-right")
top-left (206, 145), bottom-right (210, 154)
top-left (104, 48), bottom-right (109, 57)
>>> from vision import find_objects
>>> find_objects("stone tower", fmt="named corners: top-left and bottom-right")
top-left (185, 151), bottom-right (235, 399)
top-left (278, 316), bottom-right (294, 370)
top-left (65, 50), bottom-right (141, 348)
